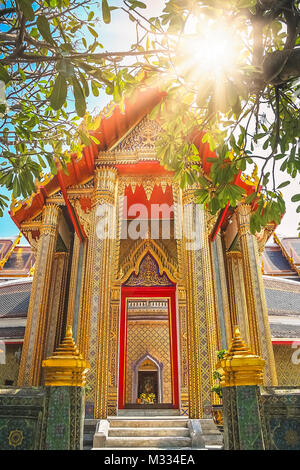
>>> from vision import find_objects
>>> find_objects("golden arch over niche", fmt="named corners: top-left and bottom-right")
top-left (118, 238), bottom-right (179, 285)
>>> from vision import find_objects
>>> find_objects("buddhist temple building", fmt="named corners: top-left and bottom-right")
top-left (0, 88), bottom-right (300, 420)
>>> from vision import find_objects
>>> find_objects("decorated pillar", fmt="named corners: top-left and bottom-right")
top-left (42, 327), bottom-right (90, 450)
top-left (203, 212), bottom-right (221, 406)
top-left (173, 182), bottom-right (189, 416)
top-left (236, 204), bottom-right (277, 386)
top-left (210, 234), bottom-right (232, 349)
top-left (219, 327), bottom-right (265, 450)
top-left (77, 166), bottom-right (118, 418)
top-left (44, 251), bottom-right (69, 358)
top-left (182, 189), bottom-right (220, 418)
top-left (225, 250), bottom-right (250, 346)
top-left (18, 203), bottom-right (60, 386)
top-left (107, 286), bottom-right (121, 416)
top-left (66, 234), bottom-right (81, 329)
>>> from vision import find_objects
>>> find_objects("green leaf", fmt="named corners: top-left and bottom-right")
top-left (210, 197), bottom-right (220, 214)
top-left (128, 0), bottom-right (147, 8)
top-left (72, 77), bottom-right (86, 117)
top-left (91, 81), bottom-right (100, 96)
top-left (0, 65), bottom-right (10, 84)
top-left (79, 72), bottom-right (89, 97)
top-left (57, 59), bottom-right (74, 78)
top-left (102, 0), bottom-right (111, 24)
top-left (78, 130), bottom-right (91, 146)
top-left (36, 15), bottom-right (54, 44)
top-left (226, 80), bottom-right (238, 107)
top-left (245, 192), bottom-right (257, 204)
top-left (17, 0), bottom-right (35, 21)
top-left (277, 181), bottom-right (290, 189)
top-left (50, 74), bottom-right (68, 110)
top-left (90, 135), bottom-right (100, 145)
top-left (149, 104), bottom-right (160, 120)
top-left (291, 194), bottom-right (300, 203)
top-left (88, 26), bottom-right (98, 38)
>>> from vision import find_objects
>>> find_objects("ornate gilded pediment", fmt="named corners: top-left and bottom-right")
top-left (124, 253), bottom-right (174, 287)
top-left (118, 238), bottom-right (179, 285)
top-left (113, 117), bottom-right (162, 155)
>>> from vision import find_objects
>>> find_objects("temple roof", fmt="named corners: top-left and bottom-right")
top-left (262, 235), bottom-right (300, 280)
top-left (10, 88), bottom-right (166, 227)
top-left (9, 87), bottom-right (256, 235)
top-left (0, 238), bottom-right (35, 278)
top-left (0, 327), bottom-right (25, 340)
top-left (0, 279), bottom-right (31, 318)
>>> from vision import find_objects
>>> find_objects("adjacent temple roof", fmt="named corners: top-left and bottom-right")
top-left (0, 278), bottom-right (31, 342)
top-left (0, 236), bottom-right (35, 279)
top-left (262, 234), bottom-right (300, 281)
top-left (0, 234), bottom-right (299, 342)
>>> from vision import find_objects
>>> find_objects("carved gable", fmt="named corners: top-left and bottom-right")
top-left (114, 117), bottom-right (162, 154)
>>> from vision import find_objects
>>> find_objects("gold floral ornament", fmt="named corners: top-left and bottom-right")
top-left (139, 393), bottom-right (156, 404)
top-left (8, 429), bottom-right (24, 448)
top-left (285, 429), bottom-right (299, 447)
top-left (42, 326), bottom-right (90, 386)
top-left (217, 326), bottom-right (265, 387)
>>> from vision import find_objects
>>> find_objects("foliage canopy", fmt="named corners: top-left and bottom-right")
top-left (1, 0), bottom-right (300, 233)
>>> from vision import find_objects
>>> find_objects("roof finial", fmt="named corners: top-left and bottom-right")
top-left (217, 326), bottom-right (265, 387)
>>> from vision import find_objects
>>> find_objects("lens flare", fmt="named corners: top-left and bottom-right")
top-left (177, 20), bottom-right (240, 81)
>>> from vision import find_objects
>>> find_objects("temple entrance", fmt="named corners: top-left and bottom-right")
top-left (118, 270), bottom-right (179, 410)
top-left (138, 371), bottom-right (158, 404)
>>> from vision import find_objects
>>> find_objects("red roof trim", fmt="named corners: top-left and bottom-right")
top-left (272, 340), bottom-right (300, 345)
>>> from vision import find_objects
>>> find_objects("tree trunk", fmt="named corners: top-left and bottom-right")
top-left (263, 48), bottom-right (300, 85)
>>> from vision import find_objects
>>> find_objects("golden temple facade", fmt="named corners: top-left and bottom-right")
top-left (9, 90), bottom-right (280, 419)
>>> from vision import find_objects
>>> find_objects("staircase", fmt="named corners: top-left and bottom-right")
top-left (83, 419), bottom-right (97, 450)
top-left (94, 416), bottom-right (192, 450)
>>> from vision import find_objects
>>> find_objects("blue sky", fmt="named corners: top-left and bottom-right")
top-left (0, 0), bottom-right (299, 239)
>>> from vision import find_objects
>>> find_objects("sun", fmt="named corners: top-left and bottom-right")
top-left (176, 18), bottom-right (241, 82)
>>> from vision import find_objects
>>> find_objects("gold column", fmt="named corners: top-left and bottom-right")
top-left (106, 179), bottom-right (123, 416)
top-left (236, 204), bottom-right (277, 385)
top-left (182, 190), bottom-right (219, 418)
top-left (78, 166), bottom-right (118, 418)
top-left (214, 234), bottom-right (232, 346)
top-left (203, 213), bottom-right (221, 406)
top-left (66, 234), bottom-right (81, 328)
top-left (225, 250), bottom-right (250, 346)
top-left (107, 286), bottom-right (120, 416)
top-left (44, 251), bottom-right (69, 359)
top-left (18, 203), bottom-right (60, 386)
top-left (173, 182), bottom-right (189, 416)
top-left (177, 286), bottom-right (189, 415)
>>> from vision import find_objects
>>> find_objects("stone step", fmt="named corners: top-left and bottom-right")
top-left (83, 419), bottom-right (98, 450)
top-left (109, 427), bottom-right (190, 437)
top-left (117, 409), bottom-right (180, 417)
top-left (84, 419), bottom-right (98, 427)
top-left (84, 433), bottom-right (94, 442)
top-left (109, 418), bottom-right (188, 428)
top-left (104, 436), bottom-right (192, 448)
top-left (197, 419), bottom-right (223, 447)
